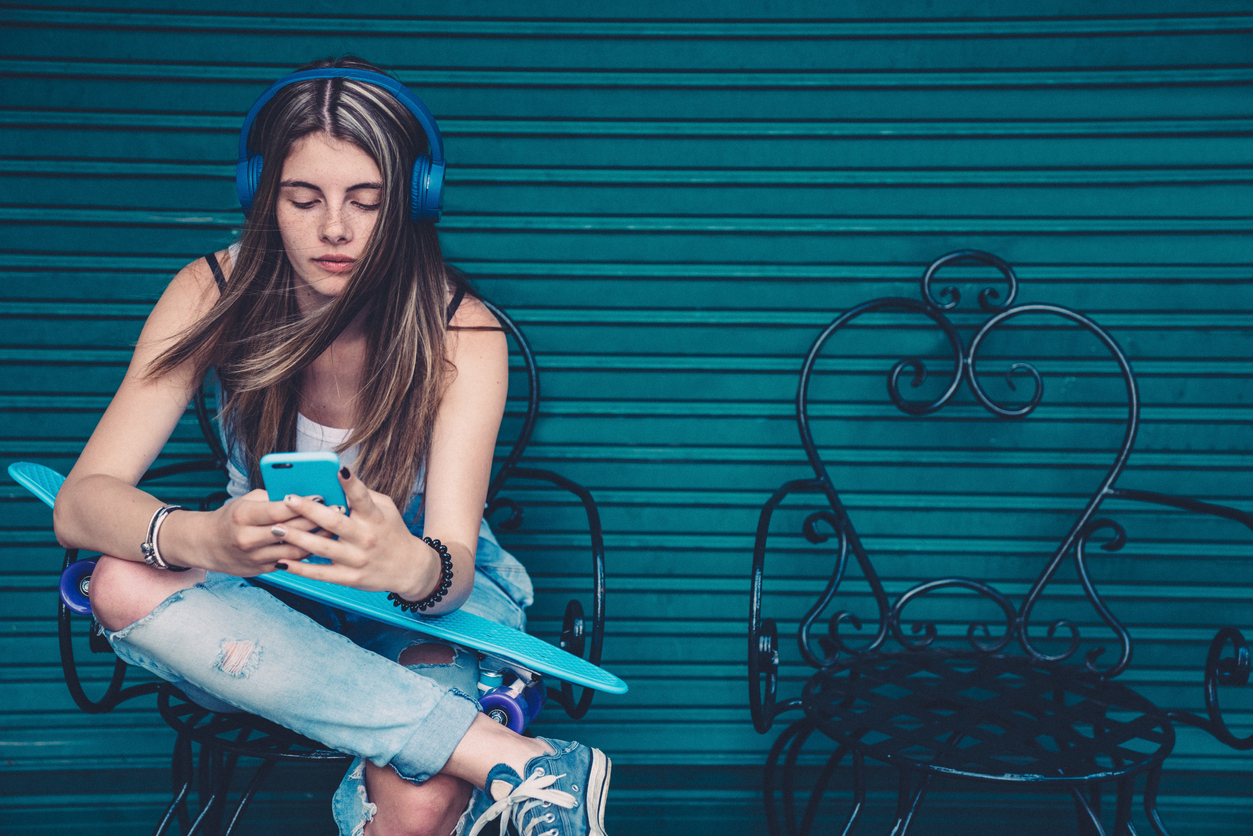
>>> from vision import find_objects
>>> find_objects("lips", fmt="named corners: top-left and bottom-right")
top-left (314, 255), bottom-right (355, 274)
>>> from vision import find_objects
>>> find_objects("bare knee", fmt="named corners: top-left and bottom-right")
top-left (399, 642), bottom-right (455, 667)
top-left (363, 766), bottom-right (471, 836)
top-left (89, 555), bottom-right (204, 632)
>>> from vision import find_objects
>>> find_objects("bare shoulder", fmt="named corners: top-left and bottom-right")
top-left (134, 252), bottom-right (228, 362)
top-left (448, 293), bottom-right (502, 331)
top-left (445, 294), bottom-right (507, 382)
top-left (168, 251), bottom-right (226, 305)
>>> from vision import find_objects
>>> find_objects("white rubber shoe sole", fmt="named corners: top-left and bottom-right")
top-left (584, 748), bottom-right (612, 835)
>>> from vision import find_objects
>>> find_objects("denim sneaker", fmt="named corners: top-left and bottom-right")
top-left (454, 786), bottom-right (495, 836)
top-left (463, 736), bottom-right (611, 836)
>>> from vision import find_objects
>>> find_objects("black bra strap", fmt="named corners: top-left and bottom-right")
top-left (204, 252), bottom-right (226, 293)
top-left (446, 283), bottom-right (466, 325)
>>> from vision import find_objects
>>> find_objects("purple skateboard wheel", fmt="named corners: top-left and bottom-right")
top-left (60, 560), bottom-right (95, 616)
top-left (522, 681), bottom-right (545, 724)
top-left (479, 691), bottom-right (527, 733)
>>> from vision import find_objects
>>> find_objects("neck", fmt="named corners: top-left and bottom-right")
top-left (299, 323), bottom-right (369, 429)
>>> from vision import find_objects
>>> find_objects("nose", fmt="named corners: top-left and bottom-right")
top-left (320, 205), bottom-right (350, 244)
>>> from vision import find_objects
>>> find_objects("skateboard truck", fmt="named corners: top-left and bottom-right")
top-left (478, 658), bottom-right (545, 732)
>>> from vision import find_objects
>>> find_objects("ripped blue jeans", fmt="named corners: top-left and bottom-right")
top-left (107, 564), bottom-right (527, 836)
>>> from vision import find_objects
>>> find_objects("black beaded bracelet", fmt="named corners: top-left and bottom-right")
top-left (388, 537), bottom-right (454, 613)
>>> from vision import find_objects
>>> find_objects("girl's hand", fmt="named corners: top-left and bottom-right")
top-left (272, 469), bottom-right (442, 599)
top-left (179, 489), bottom-right (326, 575)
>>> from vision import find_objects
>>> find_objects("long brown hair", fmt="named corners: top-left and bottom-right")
top-left (151, 56), bottom-right (456, 509)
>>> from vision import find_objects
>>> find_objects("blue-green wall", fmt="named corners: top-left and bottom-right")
top-left (2, 2), bottom-right (1250, 833)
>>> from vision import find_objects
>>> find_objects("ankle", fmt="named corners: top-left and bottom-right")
top-left (503, 736), bottom-right (553, 777)
top-left (442, 715), bottom-right (554, 788)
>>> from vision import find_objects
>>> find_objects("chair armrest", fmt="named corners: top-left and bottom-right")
top-left (1107, 487), bottom-right (1253, 534)
top-left (487, 466), bottom-right (606, 720)
top-left (60, 456), bottom-right (228, 713)
top-left (58, 547), bottom-right (162, 714)
top-left (1109, 487), bottom-right (1252, 751)
top-left (749, 478), bottom-right (823, 733)
top-left (1168, 627), bottom-right (1252, 751)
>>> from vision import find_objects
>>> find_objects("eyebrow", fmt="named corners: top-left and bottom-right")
top-left (280, 180), bottom-right (383, 191)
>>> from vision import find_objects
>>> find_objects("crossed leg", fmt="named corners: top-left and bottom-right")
top-left (90, 559), bottom-right (483, 836)
top-left (362, 643), bottom-right (475, 836)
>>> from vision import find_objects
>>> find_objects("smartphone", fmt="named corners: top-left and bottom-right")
top-left (259, 451), bottom-right (348, 510)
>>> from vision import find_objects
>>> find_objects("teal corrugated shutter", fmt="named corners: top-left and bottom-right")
top-left (2, 2), bottom-right (1250, 832)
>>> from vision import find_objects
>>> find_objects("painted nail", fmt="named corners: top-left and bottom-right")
top-left (340, 466), bottom-right (351, 479)
top-left (329, 505), bottom-right (347, 515)
top-left (271, 525), bottom-right (287, 538)
top-left (275, 562), bottom-right (288, 571)
top-left (284, 494), bottom-right (298, 503)
top-left (310, 495), bottom-right (325, 504)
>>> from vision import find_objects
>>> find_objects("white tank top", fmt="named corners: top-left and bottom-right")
top-left (225, 414), bottom-right (422, 500)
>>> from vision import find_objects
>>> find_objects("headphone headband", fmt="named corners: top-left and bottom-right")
top-left (236, 68), bottom-right (445, 222)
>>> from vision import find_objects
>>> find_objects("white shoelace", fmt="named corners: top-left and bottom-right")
top-left (467, 770), bottom-right (577, 836)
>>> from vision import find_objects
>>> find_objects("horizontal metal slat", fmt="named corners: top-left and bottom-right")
top-left (6, 109), bottom-right (1253, 138)
top-left (4, 206), bottom-right (1253, 234)
top-left (7, 158), bottom-right (1253, 186)
top-left (5, 58), bottom-right (1253, 89)
top-left (4, 8), bottom-right (1252, 38)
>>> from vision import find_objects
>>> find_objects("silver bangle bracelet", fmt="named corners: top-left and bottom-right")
top-left (141, 503), bottom-right (188, 571)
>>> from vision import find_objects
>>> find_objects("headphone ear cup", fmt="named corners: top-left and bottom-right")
top-left (410, 155), bottom-right (444, 223)
top-left (237, 154), bottom-right (265, 213)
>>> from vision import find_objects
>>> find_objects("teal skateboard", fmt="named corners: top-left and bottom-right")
top-left (9, 462), bottom-right (627, 732)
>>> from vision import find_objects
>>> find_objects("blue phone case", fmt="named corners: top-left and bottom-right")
top-left (259, 451), bottom-right (347, 509)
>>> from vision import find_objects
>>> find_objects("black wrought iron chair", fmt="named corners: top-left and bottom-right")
top-left (747, 250), bottom-right (1251, 836)
top-left (55, 299), bottom-right (607, 835)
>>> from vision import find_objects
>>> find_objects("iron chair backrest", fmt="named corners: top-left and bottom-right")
top-left (748, 250), bottom-right (1253, 736)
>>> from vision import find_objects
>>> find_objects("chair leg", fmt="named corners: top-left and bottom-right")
top-left (1143, 766), bottom-right (1173, 836)
top-left (764, 718), bottom-right (815, 836)
top-left (837, 749), bottom-right (866, 836)
top-left (186, 792), bottom-right (218, 836)
top-left (186, 745), bottom-right (225, 836)
top-left (212, 751), bottom-right (241, 836)
top-left (798, 744), bottom-right (849, 836)
top-left (1071, 785), bottom-right (1108, 836)
top-left (222, 758), bottom-right (278, 836)
top-left (1112, 776), bottom-right (1135, 836)
top-left (780, 720), bottom-right (818, 836)
top-left (887, 771), bottom-right (932, 836)
top-left (152, 735), bottom-right (194, 836)
top-left (890, 769), bottom-right (911, 828)
top-left (1076, 781), bottom-right (1102, 836)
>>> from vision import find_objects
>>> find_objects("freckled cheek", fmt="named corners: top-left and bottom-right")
top-left (355, 214), bottom-right (380, 245)
top-left (277, 214), bottom-right (317, 256)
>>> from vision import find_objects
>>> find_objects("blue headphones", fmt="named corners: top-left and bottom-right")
top-left (236, 68), bottom-right (446, 223)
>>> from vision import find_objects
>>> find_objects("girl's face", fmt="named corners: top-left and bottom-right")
top-left (276, 132), bottom-right (383, 313)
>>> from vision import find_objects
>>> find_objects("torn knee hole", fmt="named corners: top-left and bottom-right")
top-left (399, 643), bottom-right (455, 666)
top-left (215, 639), bottom-right (259, 677)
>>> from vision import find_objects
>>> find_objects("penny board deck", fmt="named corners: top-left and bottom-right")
top-left (8, 461), bottom-right (627, 695)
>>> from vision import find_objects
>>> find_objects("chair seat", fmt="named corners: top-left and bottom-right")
top-left (157, 687), bottom-right (351, 763)
top-left (802, 650), bottom-right (1174, 783)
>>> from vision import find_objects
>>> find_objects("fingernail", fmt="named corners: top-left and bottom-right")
top-left (284, 494), bottom-right (298, 503)
top-left (271, 525), bottom-right (287, 538)
top-left (275, 562), bottom-right (288, 571)
top-left (340, 466), bottom-right (351, 479)
top-left (310, 496), bottom-right (325, 504)
top-left (329, 505), bottom-right (346, 515)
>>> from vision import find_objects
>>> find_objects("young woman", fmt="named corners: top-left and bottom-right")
top-left (52, 57), bottom-right (610, 836)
